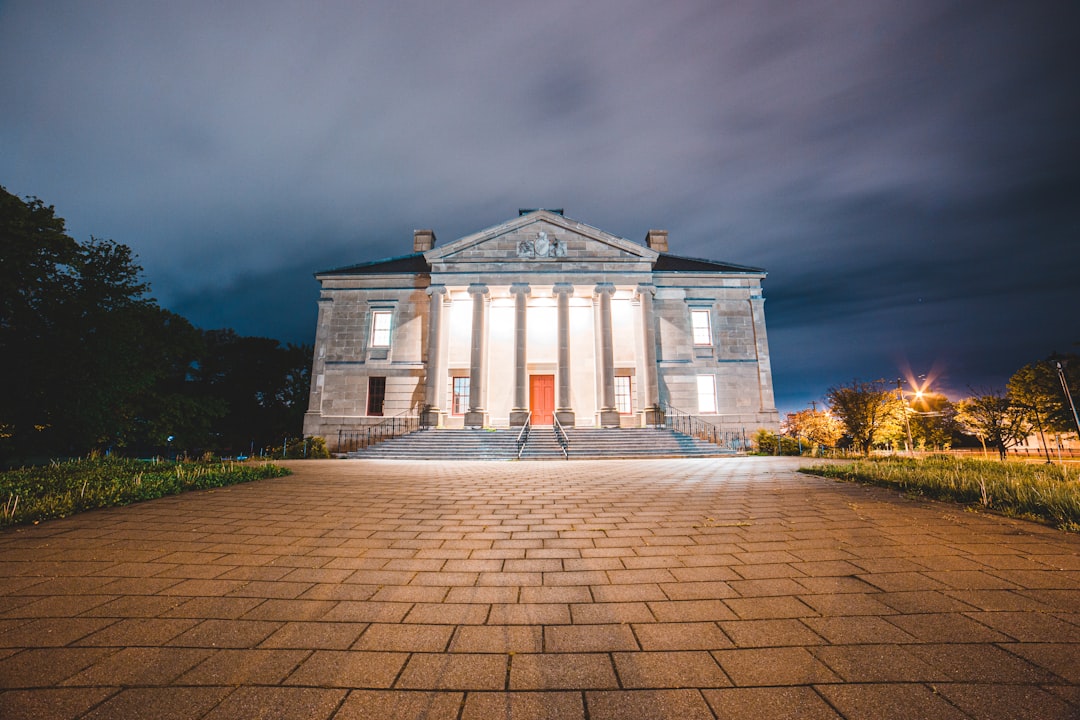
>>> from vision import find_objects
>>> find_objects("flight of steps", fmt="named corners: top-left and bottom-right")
top-left (346, 427), bottom-right (735, 460)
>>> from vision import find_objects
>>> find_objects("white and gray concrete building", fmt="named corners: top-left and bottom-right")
top-left (303, 209), bottom-right (779, 445)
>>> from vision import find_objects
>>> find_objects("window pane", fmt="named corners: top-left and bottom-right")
top-left (371, 311), bottom-right (392, 347)
top-left (452, 377), bottom-right (470, 415)
top-left (697, 375), bottom-right (716, 414)
top-left (615, 376), bottom-right (632, 414)
top-left (691, 310), bottom-right (711, 346)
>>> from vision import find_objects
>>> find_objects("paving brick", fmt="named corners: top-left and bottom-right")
top-left (719, 619), bottom-right (825, 647)
top-left (448, 625), bottom-right (541, 653)
top-left (284, 650), bottom-right (407, 687)
top-left (461, 690), bottom-right (584, 720)
top-left (702, 686), bottom-right (841, 719)
top-left (585, 689), bottom-right (715, 720)
top-left (396, 653), bottom-right (507, 690)
top-left (815, 683), bottom-right (968, 720)
top-left (487, 603), bottom-right (570, 625)
top-left (934, 683), bottom-right (1077, 720)
top-left (0, 687), bottom-right (116, 720)
top-left (633, 621), bottom-right (733, 650)
top-left (711, 647), bottom-right (839, 686)
top-left (905, 642), bottom-right (1061, 683)
top-left (62, 647), bottom-right (211, 685)
top-left (545, 624), bottom-right (639, 652)
top-left (509, 653), bottom-right (617, 689)
top-left (167, 619), bottom-right (282, 648)
top-left (178, 648), bottom-right (309, 685)
top-left (202, 686), bottom-right (346, 720)
top-left (354, 623), bottom-right (453, 652)
top-left (614, 650), bottom-right (731, 688)
top-left (336, 690), bottom-right (463, 720)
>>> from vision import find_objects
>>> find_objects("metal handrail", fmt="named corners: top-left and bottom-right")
top-left (515, 412), bottom-right (532, 459)
top-left (552, 414), bottom-right (569, 460)
top-left (336, 411), bottom-right (422, 453)
top-left (660, 402), bottom-right (749, 452)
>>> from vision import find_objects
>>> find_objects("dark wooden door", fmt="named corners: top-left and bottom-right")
top-left (530, 375), bottom-right (555, 424)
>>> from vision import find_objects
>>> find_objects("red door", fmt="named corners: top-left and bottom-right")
top-left (530, 375), bottom-right (555, 424)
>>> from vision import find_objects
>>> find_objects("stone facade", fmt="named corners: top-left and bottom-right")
top-left (304, 210), bottom-right (780, 445)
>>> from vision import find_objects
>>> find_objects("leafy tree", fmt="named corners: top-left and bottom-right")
top-left (195, 330), bottom-right (312, 454)
top-left (956, 390), bottom-right (1031, 461)
top-left (825, 379), bottom-right (901, 455)
top-left (783, 408), bottom-right (843, 454)
top-left (907, 392), bottom-right (960, 450)
top-left (1008, 354), bottom-right (1080, 438)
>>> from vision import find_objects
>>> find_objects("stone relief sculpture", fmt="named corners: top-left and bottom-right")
top-left (517, 231), bottom-right (566, 259)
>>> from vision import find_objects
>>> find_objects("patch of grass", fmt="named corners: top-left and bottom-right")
top-left (800, 456), bottom-right (1080, 531)
top-left (0, 457), bottom-right (290, 528)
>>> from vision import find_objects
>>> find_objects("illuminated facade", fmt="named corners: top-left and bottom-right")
top-left (303, 210), bottom-right (779, 440)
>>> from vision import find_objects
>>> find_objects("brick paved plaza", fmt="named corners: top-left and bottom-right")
top-left (1, 457), bottom-right (1078, 719)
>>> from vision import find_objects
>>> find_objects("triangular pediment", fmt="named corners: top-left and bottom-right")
top-left (425, 210), bottom-right (658, 267)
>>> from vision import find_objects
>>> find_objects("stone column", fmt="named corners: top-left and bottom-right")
top-left (422, 285), bottom-right (447, 426)
top-left (749, 295), bottom-right (777, 412)
top-left (595, 283), bottom-right (620, 427)
top-left (636, 284), bottom-right (661, 424)
top-left (509, 283), bottom-right (531, 426)
top-left (553, 283), bottom-right (575, 427)
top-left (465, 284), bottom-right (489, 428)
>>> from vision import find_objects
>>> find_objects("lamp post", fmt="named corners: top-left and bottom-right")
top-left (896, 379), bottom-right (914, 455)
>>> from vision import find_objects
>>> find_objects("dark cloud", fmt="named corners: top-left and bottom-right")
top-left (2, 0), bottom-right (1077, 414)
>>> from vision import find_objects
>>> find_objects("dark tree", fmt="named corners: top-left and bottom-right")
top-left (825, 379), bottom-right (901, 455)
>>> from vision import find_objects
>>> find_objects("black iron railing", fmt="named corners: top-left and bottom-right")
top-left (660, 402), bottom-right (749, 452)
top-left (515, 412), bottom-right (532, 459)
top-left (336, 412), bottom-right (423, 453)
top-left (552, 414), bottom-right (569, 460)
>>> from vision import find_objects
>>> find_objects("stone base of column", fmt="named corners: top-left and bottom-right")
top-left (421, 407), bottom-right (442, 428)
top-left (555, 410), bottom-right (576, 427)
top-left (509, 410), bottom-right (531, 426)
top-left (464, 411), bottom-right (487, 428)
top-left (598, 409), bottom-right (621, 428)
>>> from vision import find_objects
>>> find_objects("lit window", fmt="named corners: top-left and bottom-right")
top-left (615, 376), bottom-right (632, 414)
top-left (697, 375), bottom-right (716, 414)
top-left (452, 377), bottom-right (470, 415)
top-left (371, 311), bottom-right (392, 347)
top-left (691, 310), bottom-right (711, 346)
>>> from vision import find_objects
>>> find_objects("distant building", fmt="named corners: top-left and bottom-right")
top-left (303, 209), bottom-right (780, 447)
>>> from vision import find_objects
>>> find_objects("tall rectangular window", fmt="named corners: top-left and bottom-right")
top-left (371, 310), bottom-right (392, 347)
top-left (452, 377), bottom-right (470, 415)
top-left (697, 375), bottom-right (717, 414)
top-left (615, 376), bottom-right (632, 414)
top-left (367, 377), bottom-right (386, 416)
top-left (691, 310), bottom-right (712, 346)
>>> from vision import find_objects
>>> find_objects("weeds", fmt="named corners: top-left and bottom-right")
top-left (801, 456), bottom-right (1080, 531)
top-left (0, 457), bottom-right (290, 528)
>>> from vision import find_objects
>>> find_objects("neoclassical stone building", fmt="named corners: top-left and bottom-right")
top-left (303, 209), bottom-right (779, 441)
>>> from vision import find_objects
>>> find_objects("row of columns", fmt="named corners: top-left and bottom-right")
top-left (423, 282), bottom-right (660, 428)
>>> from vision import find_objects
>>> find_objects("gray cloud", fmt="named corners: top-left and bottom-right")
top-left (3, 0), bottom-right (1077, 413)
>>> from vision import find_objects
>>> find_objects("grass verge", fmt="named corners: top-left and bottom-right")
top-left (1, 457), bottom-right (290, 528)
top-left (800, 455), bottom-right (1080, 532)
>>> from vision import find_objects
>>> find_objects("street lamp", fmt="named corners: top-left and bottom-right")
top-left (896, 379), bottom-right (915, 456)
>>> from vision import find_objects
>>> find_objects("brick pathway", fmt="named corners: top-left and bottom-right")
top-left (1, 457), bottom-right (1078, 719)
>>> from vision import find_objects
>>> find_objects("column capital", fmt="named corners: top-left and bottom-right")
top-left (635, 283), bottom-right (656, 298)
top-left (509, 283), bottom-right (531, 296)
top-left (552, 283), bottom-right (574, 297)
top-left (594, 282), bottom-right (616, 297)
top-left (467, 283), bottom-right (489, 296)
top-left (426, 284), bottom-right (447, 297)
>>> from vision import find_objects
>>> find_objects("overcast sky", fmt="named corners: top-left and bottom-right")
top-left (2, 1), bottom-right (1077, 413)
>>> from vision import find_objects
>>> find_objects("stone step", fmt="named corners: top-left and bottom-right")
top-left (346, 427), bottom-right (736, 460)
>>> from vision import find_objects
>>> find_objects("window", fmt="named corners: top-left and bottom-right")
top-left (614, 376), bottom-right (632, 414)
top-left (691, 309), bottom-right (712, 346)
top-left (367, 377), bottom-right (386, 416)
top-left (371, 310), bottom-right (392, 347)
top-left (452, 377), bottom-right (470, 415)
top-left (697, 375), bottom-right (716, 414)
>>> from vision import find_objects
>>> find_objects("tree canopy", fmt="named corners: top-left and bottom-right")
top-left (0, 187), bottom-right (311, 465)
